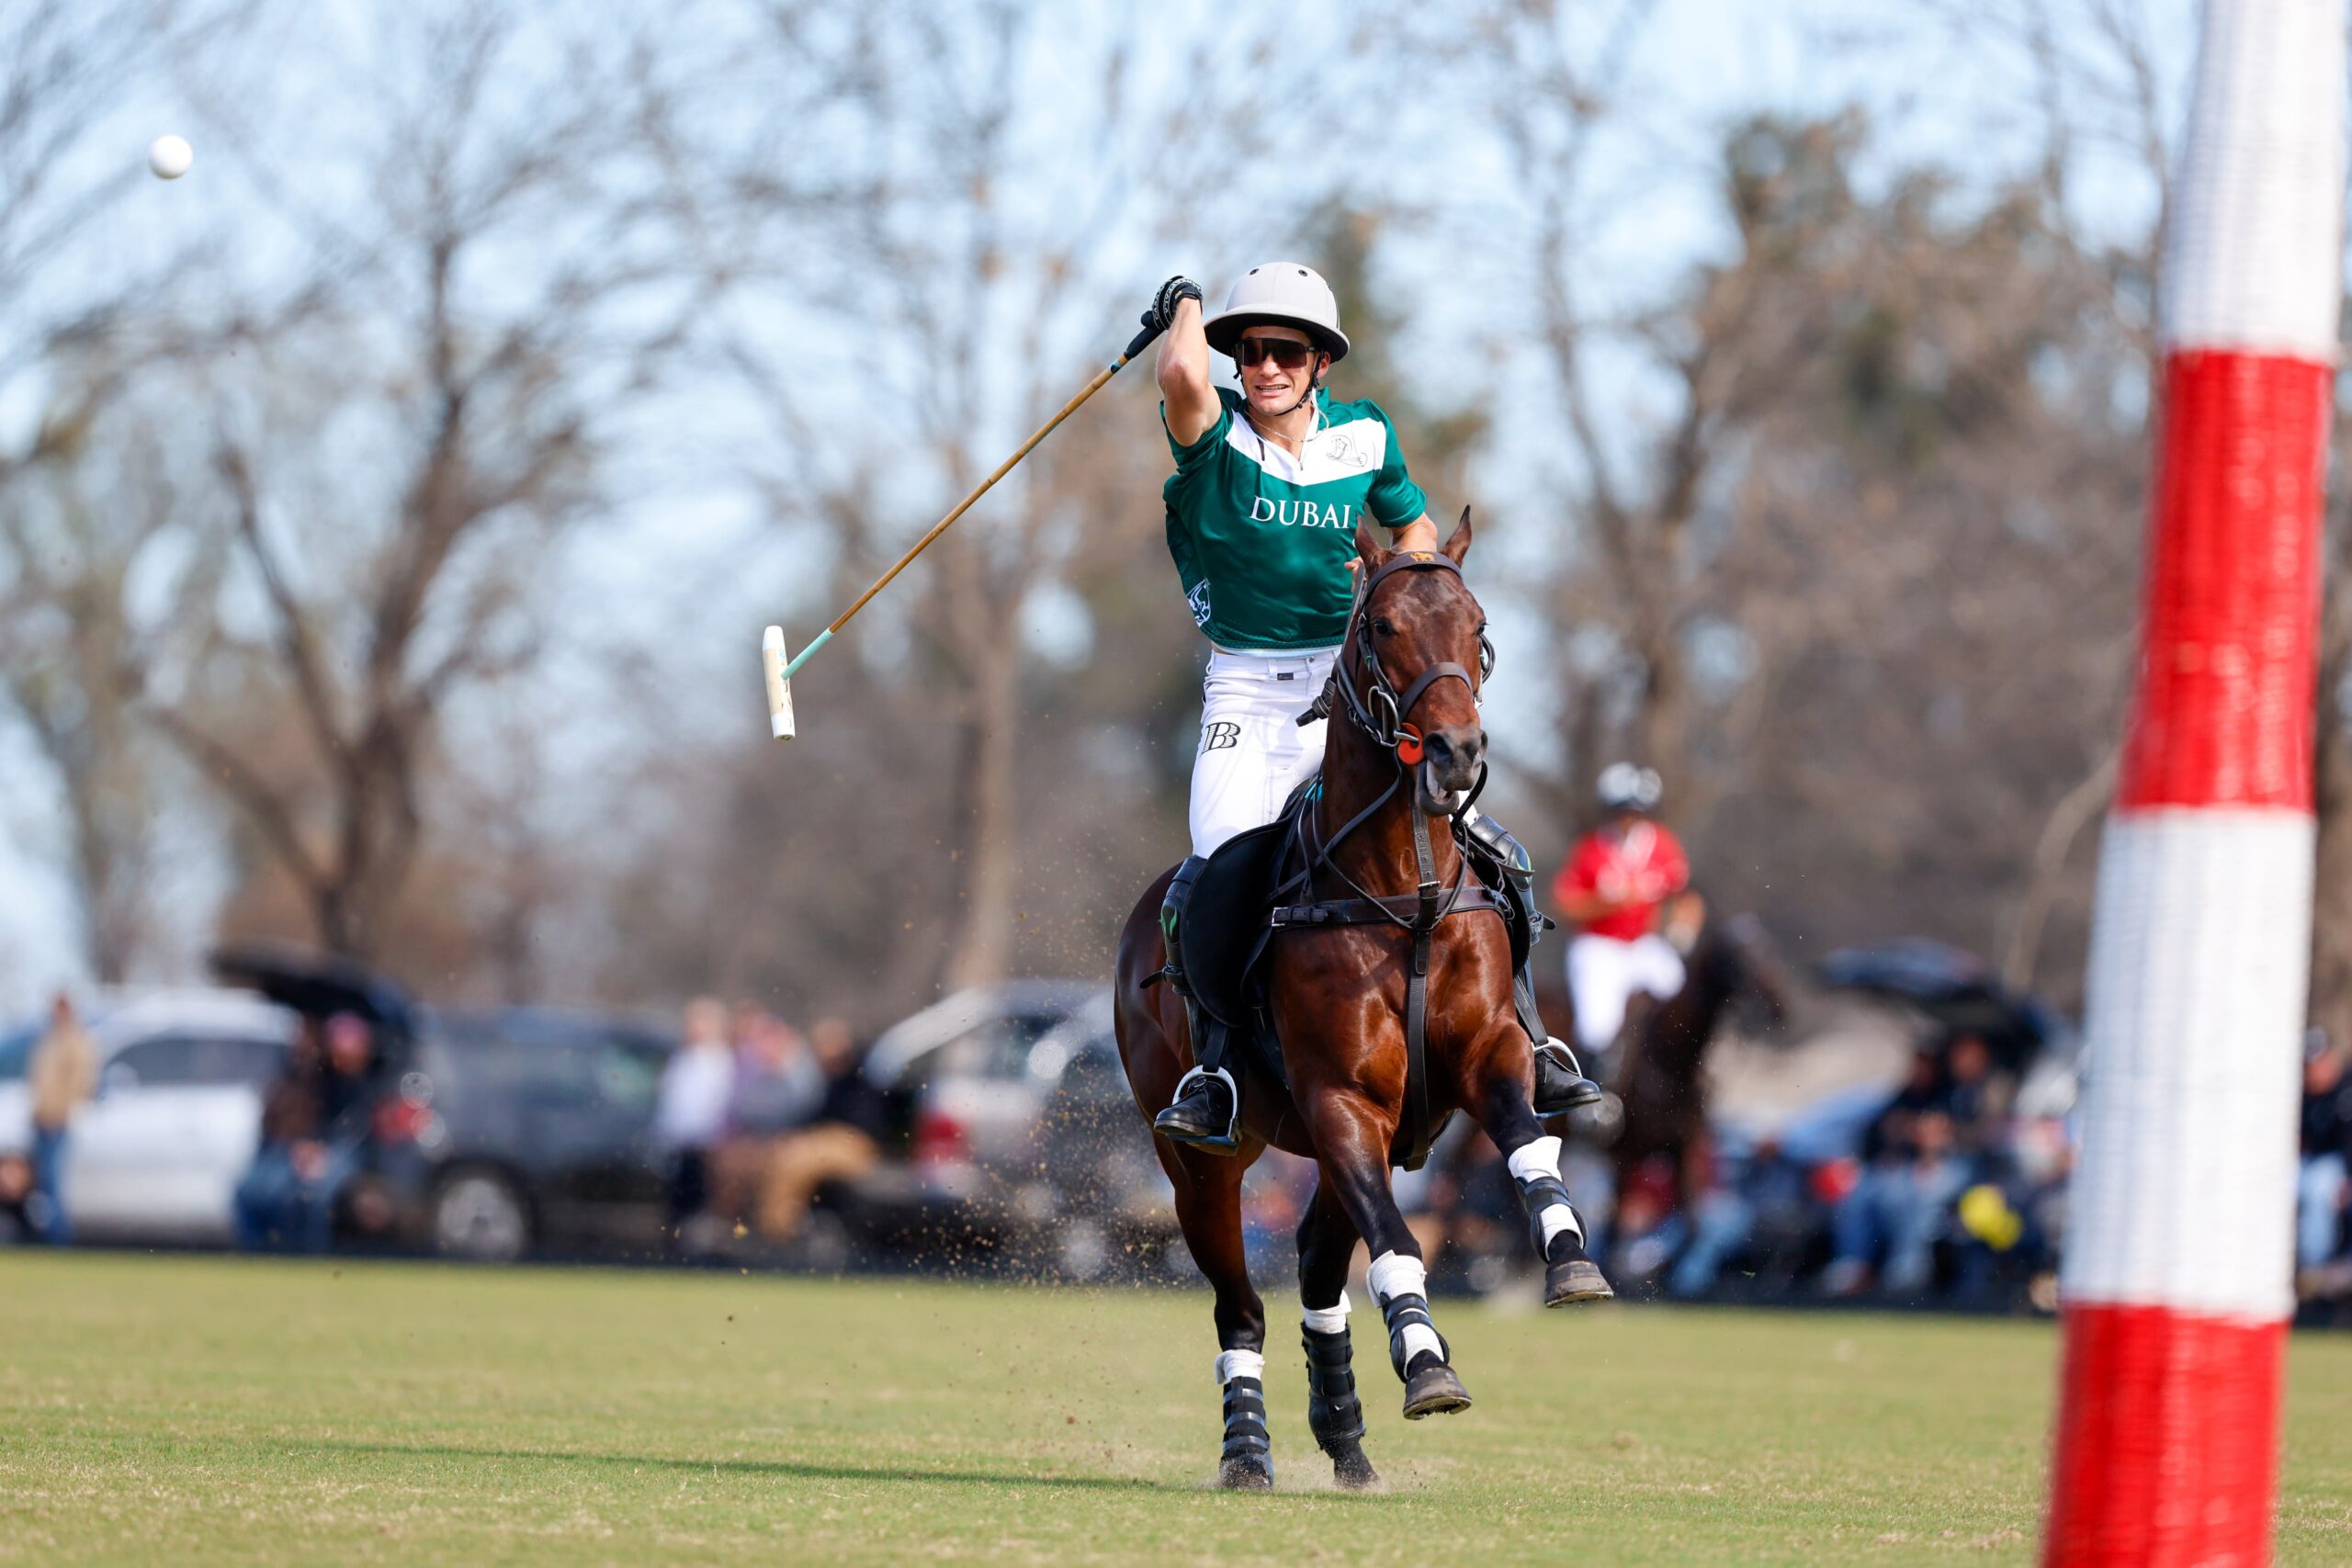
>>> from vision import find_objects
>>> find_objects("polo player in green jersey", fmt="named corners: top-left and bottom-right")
top-left (1142, 264), bottom-right (1601, 1151)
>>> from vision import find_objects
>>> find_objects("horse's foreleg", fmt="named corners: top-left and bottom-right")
top-left (1161, 1142), bottom-right (1272, 1490)
top-left (1478, 1056), bottom-right (1615, 1308)
top-left (1295, 1177), bottom-right (1378, 1489)
top-left (1306, 1099), bottom-right (1473, 1420)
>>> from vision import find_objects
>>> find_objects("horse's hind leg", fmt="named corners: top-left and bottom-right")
top-left (1295, 1177), bottom-right (1378, 1489)
top-left (1308, 1106), bottom-right (1473, 1420)
top-left (1162, 1142), bottom-right (1273, 1490)
top-left (1480, 1066), bottom-right (1614, 1307)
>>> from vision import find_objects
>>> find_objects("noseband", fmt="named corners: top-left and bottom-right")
top-left (1332, 550), bottom-right (1494, 768)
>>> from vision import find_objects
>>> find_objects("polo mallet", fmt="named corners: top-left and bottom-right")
top-left (762, 313), bottom-right (1168, 739)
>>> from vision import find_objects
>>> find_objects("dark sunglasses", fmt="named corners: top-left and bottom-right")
top-left (1237, 336), bottom-right (1317, 369)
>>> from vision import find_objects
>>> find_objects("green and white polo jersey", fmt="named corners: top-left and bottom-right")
top-left (1161, 387), bottom-right (1428, 652)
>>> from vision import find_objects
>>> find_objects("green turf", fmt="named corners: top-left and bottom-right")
top-left (2, 1254), bottom-right (2348, 1565)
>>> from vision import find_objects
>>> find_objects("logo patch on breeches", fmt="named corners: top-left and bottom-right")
top-left (1200, 721), bottom-right (1240, 753)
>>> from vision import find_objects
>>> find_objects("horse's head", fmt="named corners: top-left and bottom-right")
top-left (1343, 509), bottom-right (1492, 817)
top-left (1691, 911), bottom-right (1791, 1036)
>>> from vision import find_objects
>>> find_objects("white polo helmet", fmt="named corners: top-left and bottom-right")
top-left (1597, 762), bottom-right (1663, 813)
top-left (1202, 262), bottom-right (1350, 362)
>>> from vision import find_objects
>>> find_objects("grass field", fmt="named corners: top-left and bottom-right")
top-left (4, 1254), bottom-right (2349, 1565)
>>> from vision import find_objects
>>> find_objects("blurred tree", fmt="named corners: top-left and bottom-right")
top-left (125, 2), bottom-right (715, 964)
top-left (0, 0), bottom-right (257, 980)
top-left (0, 377), bottom-right (187, 982)
top-left (1461, 8), bottom-right (2152, 996)
top-left (688, 0), bottom-right (1389, 1010)
top-left (1297, 203), bottom-right (1490, 513)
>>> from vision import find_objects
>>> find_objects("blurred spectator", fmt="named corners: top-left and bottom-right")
top-left (1668, 1137), bottom-right (1815, 1299)
top-left (0, 1152), bottom-right (29, 1242)
top-left (27, 992), bottom-right (97, 1245)
top-left (653, 997), bottom-right (734, 1241)
top-left (729, 1009), bottom-right (824, 1135)
top-left (234, 1011), bottom-right (376, 1253)
top-left (707, 1008), bottom-right (822, 1230)
top-left (2298, 1030), bottom-right (2352, 1291)
top-left (754, 1018), bottom-right (888, 1243)
top-left (1939, 1033), bottom-right (2016, 1154)
top-left (1823, 1047), bottom-right (1974, 1296)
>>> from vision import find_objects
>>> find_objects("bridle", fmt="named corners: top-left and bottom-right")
top-left (1329, 549), bottom-right (1495, 772)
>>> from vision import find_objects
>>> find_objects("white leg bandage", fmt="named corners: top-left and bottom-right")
top-left (1508, 1134), bottom-right (1585, 1250)
top-left (1506, 1135), bottom-right (1565, 1186)
top-left (1366, 1250), bottom-right (1443, 1369)
top-left (1215, 1348), bottom-right (1266, 1385)
top-left (1301, 1292), bottom-right (1351, 1335)
top-left (1365, 1249), bottom-right (1427, 1303)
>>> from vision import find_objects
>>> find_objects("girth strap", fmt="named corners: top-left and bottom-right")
top-left (1403, 801), bottom-right (1439, 1171)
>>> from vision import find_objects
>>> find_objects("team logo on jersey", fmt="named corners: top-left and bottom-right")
top-left (1248, 496), bottom-right (1356, 530)
top-left (1322, 431), bottom-right (1373, 470)
top-left (1200, 721), bottom-right (1240, 753)
top-left (1186, 580), bottom-right (1212, 627)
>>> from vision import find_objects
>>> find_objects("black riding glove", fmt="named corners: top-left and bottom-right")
top-left (1151, 275), bottom-right (1204, 333)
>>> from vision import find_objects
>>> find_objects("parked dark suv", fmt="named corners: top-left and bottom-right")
top-left (213, 946), bottom-right (673, 1262)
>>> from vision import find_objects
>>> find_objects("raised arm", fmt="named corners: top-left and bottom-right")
top-left (1153, 276), bottom-right (1218, 446)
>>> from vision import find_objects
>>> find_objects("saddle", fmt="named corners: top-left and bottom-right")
top-left (1182, 777), bottom-right (1529, 1169)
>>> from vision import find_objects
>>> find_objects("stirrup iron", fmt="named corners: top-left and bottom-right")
top-left (1155, 1064), bottom-right (1240, 1152)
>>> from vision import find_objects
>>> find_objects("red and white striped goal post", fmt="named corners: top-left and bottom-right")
top-left (2044, 2), bottom-right (2346, 1563)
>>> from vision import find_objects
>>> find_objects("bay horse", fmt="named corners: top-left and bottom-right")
top-left (1114, 513), bottom-right (1610, 1492)
top-left (1605, 913), bottom-right (1788, 1250)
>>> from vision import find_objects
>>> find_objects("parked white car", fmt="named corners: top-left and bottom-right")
top-left (0, 989), bottom-right (298, 1245)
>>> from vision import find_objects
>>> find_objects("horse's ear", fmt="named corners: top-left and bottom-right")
top-left (1353, 521), bottom-right (1388, 572)
top-left (1442, 505), bottom-right (1474, 565)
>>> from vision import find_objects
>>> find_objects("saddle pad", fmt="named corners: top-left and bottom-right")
top-left (1188, 816), bottom-right (1291, 1032)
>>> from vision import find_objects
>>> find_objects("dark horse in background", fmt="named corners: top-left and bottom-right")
top-left (1114, 513), bottom-right (1610, 1493)
top-left (1602, 912), bottom-right (1789, 1256)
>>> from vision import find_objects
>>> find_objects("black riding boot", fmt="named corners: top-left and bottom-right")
top-left (1463, 812), bottom-right (1603, 1114)
top-left (1154, 855), bottom-right (1241, 1153)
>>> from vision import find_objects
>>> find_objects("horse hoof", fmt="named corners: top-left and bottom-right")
top-left (1330, 1444), bottom-right (1381, 1490)
top-left (1544, 1255), bottom-right (1615, 1307)
top-left (1400, 1362), bottom-right (1473, 1419)
top-left (1218, 1454), bottom-right (1273, 1491)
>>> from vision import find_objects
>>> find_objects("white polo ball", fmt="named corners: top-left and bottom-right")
top-left (148, 134), bottom-right (193, 180)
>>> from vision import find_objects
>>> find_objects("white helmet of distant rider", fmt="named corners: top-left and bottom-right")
top-left (1597, 761), bottom-right (1663, 815)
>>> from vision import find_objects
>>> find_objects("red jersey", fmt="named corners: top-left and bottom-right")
top-left (1553, 822), bottom-right (1689, 942)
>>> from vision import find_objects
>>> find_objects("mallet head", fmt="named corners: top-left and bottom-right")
top-left (762, 626), bottom-right (797, 740)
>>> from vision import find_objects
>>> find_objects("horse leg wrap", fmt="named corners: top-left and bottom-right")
top-left (1300, 1293), bottom-right (1366, 1452)
top-left (1366, 1251), bottom-right (1448, 1380)
top-left (1507, 1135), bottom-right (1587, 1262)
top-left (1214, 1348), bottom-right (1272, 1479)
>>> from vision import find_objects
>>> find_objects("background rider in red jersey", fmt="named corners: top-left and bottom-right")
top-left (1553, 763), bottom-right (1694, 1071)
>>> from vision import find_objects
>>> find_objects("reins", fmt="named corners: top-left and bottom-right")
top-left (1270, 549), bottom-right (1503, 1170)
